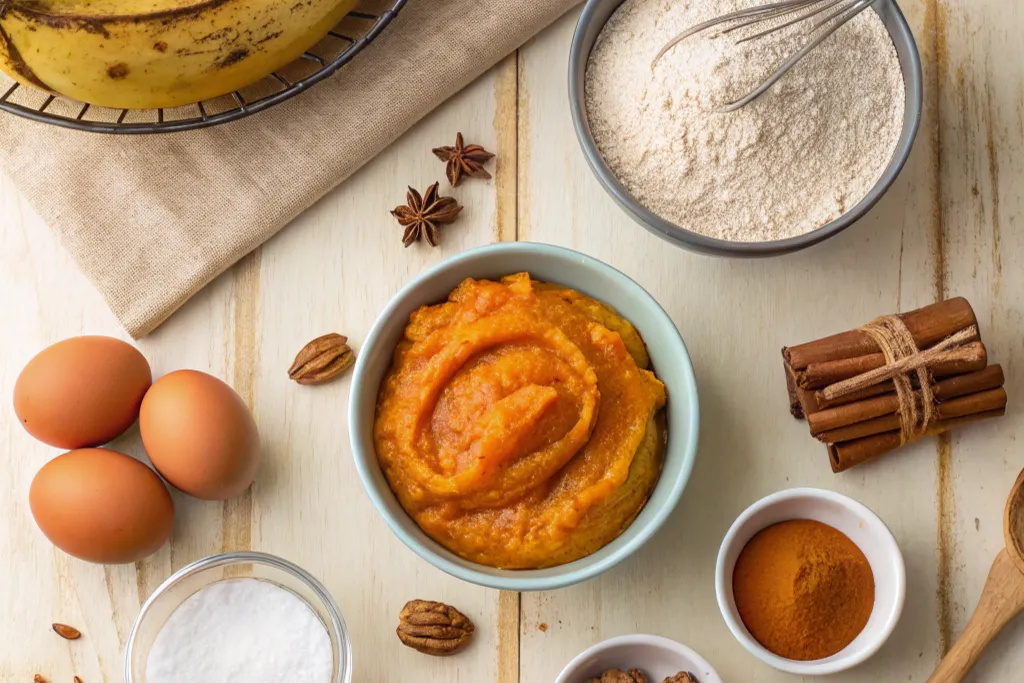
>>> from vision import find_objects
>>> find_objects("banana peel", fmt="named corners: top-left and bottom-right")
top-left (0, 0), bottom-right (362, 109)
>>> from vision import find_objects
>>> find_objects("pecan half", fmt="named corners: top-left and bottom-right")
top-left (288, 333), bottom-right (355, 385)
top-left (587, 669), bottom-right (648, 683)
top-left (52, 623), bottom-right (81, 640)
top-left (396, 599), bottom-right (474, 656)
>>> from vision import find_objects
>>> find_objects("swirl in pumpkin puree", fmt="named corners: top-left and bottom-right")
top-left (374, 273), bottom-right (668, 569)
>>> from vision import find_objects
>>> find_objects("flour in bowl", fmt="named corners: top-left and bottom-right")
top-left (584, 0), bottom-right (905, 242)
top-left (146, 578), bottom-right (333, 683)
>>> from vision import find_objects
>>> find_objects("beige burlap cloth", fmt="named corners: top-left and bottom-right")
top-left (0, 0), bottom-right (578, 338)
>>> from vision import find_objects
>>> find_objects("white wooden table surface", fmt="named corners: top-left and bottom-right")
top-left (2, 2), bottom-right (1022, 681)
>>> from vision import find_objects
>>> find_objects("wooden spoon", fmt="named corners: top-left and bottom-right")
top-left (928, 468), bottom-right (1024, 682)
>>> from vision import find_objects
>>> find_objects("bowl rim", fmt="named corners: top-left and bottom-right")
top-left (714, 487), bottom-right (907, 675)
top-left (553, 633), bottom-right (723, 683)
top-left (348, 241), bottom-right (700, 591)
top-left (124, 551), bottom-right (352, 683)
top-left (567, 0), bottom-right (924, 257)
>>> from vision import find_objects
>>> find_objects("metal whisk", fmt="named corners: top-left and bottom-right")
top-left (652, 0), bottom-right (881, 112)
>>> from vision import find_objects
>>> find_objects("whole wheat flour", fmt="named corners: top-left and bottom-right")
top-left (585, 0), bottom-right (906, 242)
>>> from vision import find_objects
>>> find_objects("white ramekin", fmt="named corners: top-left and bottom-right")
top-left (715, 488), bottom-right (906, 676)
top-left (554, 634), bottom-right (723, 683)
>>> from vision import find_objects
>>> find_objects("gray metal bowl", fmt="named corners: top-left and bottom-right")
top-left (568, 0), bottom-right (923, 257)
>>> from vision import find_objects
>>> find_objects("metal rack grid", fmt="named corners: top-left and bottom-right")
top-left (0, 0), bottom-right (407, 134)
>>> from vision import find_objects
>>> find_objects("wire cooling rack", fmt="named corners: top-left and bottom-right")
top-left (0, 0), bottom-right (407, 134)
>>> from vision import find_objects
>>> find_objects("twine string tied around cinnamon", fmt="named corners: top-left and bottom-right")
top-left (821, 318), bottom-right (980, 443)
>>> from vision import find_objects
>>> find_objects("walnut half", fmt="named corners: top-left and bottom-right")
top-left (586, 669), bottom-right (701, 683)
top-left (662, 673), bottom-right (699, 683)
top-left (587, 669), bottom-right (648, 683)
top-left (396, 600), bottom-right (475, 656)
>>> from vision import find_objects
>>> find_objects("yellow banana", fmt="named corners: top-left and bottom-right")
top-left (0, 0), bottom-right (361, 109)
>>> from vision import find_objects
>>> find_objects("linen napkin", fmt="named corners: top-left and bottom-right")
top-left (0, 0), bottom-right (578, 338)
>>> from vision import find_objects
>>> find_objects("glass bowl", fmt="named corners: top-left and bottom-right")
top-left (125, 551), bottom-right (351, 683)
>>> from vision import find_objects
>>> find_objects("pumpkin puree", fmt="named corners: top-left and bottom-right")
top-left (373, 273), bottom-right (667, 569)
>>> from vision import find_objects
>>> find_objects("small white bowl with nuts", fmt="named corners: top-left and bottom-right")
top-left (554, 634), bottom-right (721, 683)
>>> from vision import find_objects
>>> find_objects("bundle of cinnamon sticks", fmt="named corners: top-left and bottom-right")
top-left (783, 298), bottom-right (1007, 473)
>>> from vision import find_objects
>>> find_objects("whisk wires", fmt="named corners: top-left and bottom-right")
top-left (651, 0), bottom-right (880, 112)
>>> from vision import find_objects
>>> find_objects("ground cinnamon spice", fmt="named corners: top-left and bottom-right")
top-left (732, 519), bottom-right (874, 661)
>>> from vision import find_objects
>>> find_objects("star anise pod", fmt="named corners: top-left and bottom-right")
top-left (391, 182), bottom-right (463, 247)
top-left (432, 132), bottom-right (495, 186)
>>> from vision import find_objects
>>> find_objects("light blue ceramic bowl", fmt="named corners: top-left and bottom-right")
top-left (348, 242), bottom-right (699, 591)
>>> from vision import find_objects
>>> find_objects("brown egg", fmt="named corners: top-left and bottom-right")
top-left (29, 448), bottom-right (174, 564)
top-left (14, 336), bottom-right (152, 449)
top-left (140, 370), bottom-right (260, 500)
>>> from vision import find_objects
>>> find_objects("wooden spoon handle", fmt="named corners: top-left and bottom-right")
top-left (928, 549), bottom-right (1024, 683)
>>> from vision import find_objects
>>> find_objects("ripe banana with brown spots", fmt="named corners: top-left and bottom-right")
top-left (0, 0), bottom-right (361, 109)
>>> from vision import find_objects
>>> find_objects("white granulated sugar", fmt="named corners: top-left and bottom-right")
top-left (585, 0), bottom-right (906, 242)
top-left (146, 578), bottom-right (333, 683)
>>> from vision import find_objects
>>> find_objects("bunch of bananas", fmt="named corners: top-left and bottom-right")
top-left (0, 0), bottom-right (361, 109)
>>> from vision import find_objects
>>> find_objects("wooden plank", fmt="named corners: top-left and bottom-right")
top-left (0, 169), bottom-right (237, 683)
top-left (494, 51), bottom-right (523, 683)
top-left (516, 6), bottom-right (947, 681)
top-left (934, 0), bottom-right (1024, 679)
top-left (247, 62), bottom-right (514, 683)
top-left (0, 64), bottom-right (511, 682)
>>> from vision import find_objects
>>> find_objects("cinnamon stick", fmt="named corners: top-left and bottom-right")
top-left (783, 297), bottom-right (977, 370)
top-left (808, 365), bottom-right (1005, 435)
top-left (795, 340), bottom-right (986, 390)
top-left (785, 361), bottom-right (802, 418)
top-left (828, 408), bottom-right (1006, 473)
top-left (815, 380), bottom-right (895, 409)
top-left (814, 362), bottom-right (1003, 409)
top-left (785, 361), bottom-right (821, 419)
top-left (814, 385), bottom-right (1007, 443)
